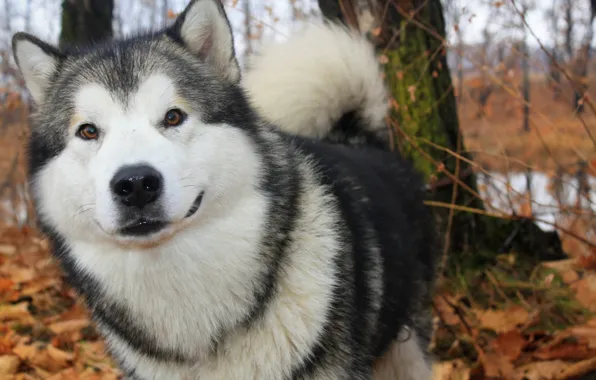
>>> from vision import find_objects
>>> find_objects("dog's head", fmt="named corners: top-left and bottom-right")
top-left (13, 0), bottom-right (260, 247)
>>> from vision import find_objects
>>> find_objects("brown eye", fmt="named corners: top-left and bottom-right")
top-left (77, 124), bottom-right (99, 140)
top-left (164, 108), bottom-right (186, 127)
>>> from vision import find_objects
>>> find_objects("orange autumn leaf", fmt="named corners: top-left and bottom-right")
top-left (167, 9), bottom-right (178, 19)
top-left (0, 278), bottom-right (14, 292)
top-left (13, 342), bottom-right (74, 373)
top-left (493, 330), bottom-right (527, 362)
top-left (474, 305), bottom-right (529, 333)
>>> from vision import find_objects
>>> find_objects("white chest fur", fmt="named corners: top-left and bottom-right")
top-left (70, 161), bottom-right (342, 380)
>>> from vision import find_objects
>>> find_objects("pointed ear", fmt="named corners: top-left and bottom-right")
top-left (12, 33), bottom-right (62, 104)
top-left (172, 0), bottom-right (240, 83)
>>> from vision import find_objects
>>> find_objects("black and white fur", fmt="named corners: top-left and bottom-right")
top-left (12, 1), bottom-right (437, 379)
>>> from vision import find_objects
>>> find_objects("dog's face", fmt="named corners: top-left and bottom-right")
top-left (13, 0), bottom-right (256, 247)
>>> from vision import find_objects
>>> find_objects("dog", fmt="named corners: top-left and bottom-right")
top-left (11, 0), bottom-right (437, 378)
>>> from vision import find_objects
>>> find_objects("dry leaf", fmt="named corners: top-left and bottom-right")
top-left (534, 342), bottom-right (596, 361)
top-left (571, 274), bottom-right (596, 312)
top-left (513, 360), bottom-right (568, 380)
top-left (0, 245), bottom-right (16, 256)
top-left (493, 329), bottom-right (527, 361)
top-left (0, 355), bottom-right (20, 375)
top-left (0, 302), bottom-right (30, 322)
top-left (557, 357), bottom-right (596, 379)
top-left (13, 342), bottom-right (73, 372)
top-left (569, 319), bottom-right (596, 348)
top-left (434, 296), bottom-right (461, 326)
top-left (0, 278), bottom-right (14, 292)
top-left (432, 359), bottom-right (470, 380)
top-left (21, 276), bottom-right (59, 296)
top-left (475, 305), bottom-right (529, 333)
top-left (479, 349), bottom-right (515, 378)
top-left (49, 318), bottom-right (89, 335)
top-left (167, 9), bottom-right (178, 19)
top-left (542, 259), bottom-right (580, 284)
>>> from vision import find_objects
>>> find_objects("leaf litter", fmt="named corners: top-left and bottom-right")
top-left (0, 225), bottom-right (120, 379)
top-left (432, 252), bottom-right (596, 379)
top-left (1, 223), bottom-right (596, 379)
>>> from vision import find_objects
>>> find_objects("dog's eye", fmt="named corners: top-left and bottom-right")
top-left (164, 108), bottom-right (186, 127)
top-left (77, 124), bottom-right (99, 140)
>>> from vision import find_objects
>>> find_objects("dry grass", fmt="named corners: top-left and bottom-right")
top-left (459, 74), bottom-right (596, 176)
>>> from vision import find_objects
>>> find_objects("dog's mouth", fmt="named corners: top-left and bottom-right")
top-left (120, 219), bottom-right (168, 236)
top-left (184, 191), bottom-right (204, 219)
top-left (119, 191), bottom-right (204, 237)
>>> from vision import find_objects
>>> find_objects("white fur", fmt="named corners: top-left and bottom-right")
top-left (105, 158), bottom-right (342, 380)
top-left (180, 0), bottom-right (240, 82)
top-left (242, 22), bottom-right (388, 139)
top-left (12, 38), bottom-right (57, 104)
top-left (36, 74), bottom-right (233, 246)
top-left (373, 329), bottom-right (433, 380)
top-left (34, 74), bottom-right (342, 379)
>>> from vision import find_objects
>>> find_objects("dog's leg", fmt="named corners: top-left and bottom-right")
top-left (372, 328), bottom-right (433, 380)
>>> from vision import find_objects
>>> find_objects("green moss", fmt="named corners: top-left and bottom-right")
top-left (442, 251), bottom-right (591, 334)
top-left (384, 19), bottom-right (446, 181)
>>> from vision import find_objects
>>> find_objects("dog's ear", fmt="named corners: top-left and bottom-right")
top-left (172, 0), bottom-right (240, 83)
top-left (12, 33), bottom-right (63, 105)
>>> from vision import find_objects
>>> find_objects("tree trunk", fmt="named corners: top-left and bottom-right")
top-left (59, 0), bottom-right (114, 48)
top-left (317, 0), bottom-right (565, 264)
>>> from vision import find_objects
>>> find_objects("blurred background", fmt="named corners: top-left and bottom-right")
top-left (0, 0), bottom-right (595, 379)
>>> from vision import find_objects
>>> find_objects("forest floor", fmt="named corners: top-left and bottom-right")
top-left (0, 78), bottom-right (596, 379)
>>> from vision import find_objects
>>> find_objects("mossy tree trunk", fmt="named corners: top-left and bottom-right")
top-left (317, 0), bottom-right (565, 264)
top-left (59, 0), bottom-right (114, 48)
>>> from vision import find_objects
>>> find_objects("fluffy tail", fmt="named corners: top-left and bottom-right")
top-left (242, 22), bottom-right (390, 148)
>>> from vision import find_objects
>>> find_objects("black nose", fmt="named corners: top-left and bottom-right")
top-left (110, 165), bottom-right (163, 209)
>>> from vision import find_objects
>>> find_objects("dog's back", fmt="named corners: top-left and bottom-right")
top-left (243, 22), bottom-right (437, 379)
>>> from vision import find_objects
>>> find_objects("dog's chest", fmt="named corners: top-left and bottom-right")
top-left (70, 229), bottom-right (266, 359)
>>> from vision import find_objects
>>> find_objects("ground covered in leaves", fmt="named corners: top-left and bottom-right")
top-left (432, 250), bottom-right (596, 380)
top-left (0, 225), bottom-right (120, 379)
top-left (0, 224), bottom-right (596, 379)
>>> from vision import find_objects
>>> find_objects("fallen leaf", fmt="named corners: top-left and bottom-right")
top-left (49, 318), bottom-right (89, 334)
top-left (557, 357), bottom-right (596, 379)
top-left (13, 341), bottom-right (73, 372)
top-left (0, 302), bottom-right (30, 322)
top-left (0, 278), bottom-right (14, 292)
top-left (493, 329), bottom-right (527, 361)
top-left (474, 305), bottom-right (529, 333)
top-left (571, 274), bottom-right (596, 312)
top-left (0, 244), bottom-right (16, 256)
top-left (534, 342), bottom-right (596, 361)
top-left (46, 367), bottom-right (78, 380)
top-left (569, 320), bottom-right (596, 348)
top-left (0, 355), bottom-right (20, 375)
top-left (432, 359), bottom-right (470, 380)
top-left (21, 276), bottom-right (59, 296)
top-left (513, 360), bottom-right (568, 380)
top-left (7, 268), bottom-right (36, 284)
top-left (479, 349), bottom-right (515, 378)
top-left (434, 296), bottom-right (461, 326)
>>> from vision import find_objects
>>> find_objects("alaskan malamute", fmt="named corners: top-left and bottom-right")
top-left (12, 0), bottom-right (437, 378)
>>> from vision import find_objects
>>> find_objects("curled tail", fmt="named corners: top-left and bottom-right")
top-left (242, 22), bottom-right (390, 149)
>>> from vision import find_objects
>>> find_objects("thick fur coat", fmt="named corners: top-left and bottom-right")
top-left (12, 0), bottom-right (437, 379)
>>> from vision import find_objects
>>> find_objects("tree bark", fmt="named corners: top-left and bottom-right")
top-left (317, 0), bottom-right (565, 264)
top-left (59, 0), bottom-right (114, 48)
